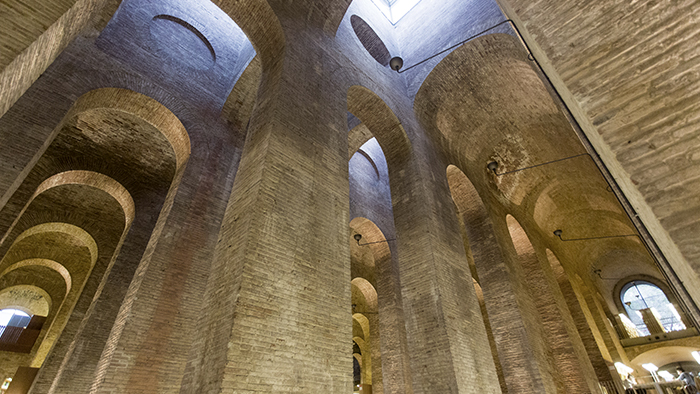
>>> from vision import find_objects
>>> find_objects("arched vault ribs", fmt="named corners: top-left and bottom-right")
top-left (446, 164), bottom-right (546, 394)
top-left (347, 85), bottom-right (411, 166)
top-left (506, 215), bottom-right (601, 394)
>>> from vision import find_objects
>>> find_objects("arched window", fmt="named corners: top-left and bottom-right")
top-left (620, 281), bottom-right (685, 335)
top-left (0, 308), bottom-right (31, 337)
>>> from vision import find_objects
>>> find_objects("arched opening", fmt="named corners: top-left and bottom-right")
top-left (347, 85), bottom-right (411, 166)
top-left (351, 269), bottom-right (381, 393)
top-left (0, 309), bottom-right (31, 326)
top-left (506, 214), bottom-right (600, 394)
top-left (0, 87), bottom-right (187, 393)
top-left (446, 164), bottom-right (522, 393)
top-left (347, 85), bottom-right (413, 394)
top-left (620, 281), bottom-right (686, 336)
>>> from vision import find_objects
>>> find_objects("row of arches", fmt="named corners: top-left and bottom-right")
top-left (0, 0), bottom-right (696, 392)
top-left (0, 87), bottom-right (188, 390)
top-left (340, 0), bottom-right (697, 385)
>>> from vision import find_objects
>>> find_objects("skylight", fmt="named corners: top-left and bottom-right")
top-left (370, 0), bottom-right (422, 24)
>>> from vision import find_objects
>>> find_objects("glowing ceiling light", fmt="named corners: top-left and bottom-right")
top-left (642, 363), bottom-right (658, 372)
top-left (614, 362), bottom-right (634, 375)
top-left (692, 351), bottom-right (700, 365)
top-left (658, 371), bottom-right (675, 382)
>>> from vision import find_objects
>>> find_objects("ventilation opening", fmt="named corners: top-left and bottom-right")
top-left (351, 15), bottom-right (391, 67)
top-left (370, 0), bottom-right (423, 24)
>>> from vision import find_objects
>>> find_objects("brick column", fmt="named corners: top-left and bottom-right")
top-left (572, 278), bottom-right (630, 367)
top-left (182, 59), bottom-right (353, 393)
top-left (83, 121), bottom-right (241, 394)
top-left (547, 250), bottom-right (620, 385)
top-left (368, 313), bottom-right (383, 394)
top-left (448, 169), bottom-right (549, 394)
top-left (388, 139), bottom-right (502, 394)
top-left (512, 227), bottom-right (602, 394)
top-left (374, 245), bottom-right (413, 394)
top-left (30, 193), bottom-right (169, 394)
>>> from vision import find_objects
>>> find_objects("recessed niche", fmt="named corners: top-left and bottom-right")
top-left (150, 14), bottom-right (216, 70)
top-left (351, 15), bottom-right (391, 67)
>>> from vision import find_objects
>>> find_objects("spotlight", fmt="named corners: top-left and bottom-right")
top-left (354, 234), bottom-right (362, 244)
top-left (486, 161), bottom-right (499, 174)
top-left (390, 57), bottom-right (403, 71)
top-left (553, 229), bottom-right (563, 238)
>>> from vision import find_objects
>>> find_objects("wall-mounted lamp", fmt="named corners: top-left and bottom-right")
top-left (553, 229), bottom-right (639, 242)
top-left (487, 161), bottom-right (498, 174)
top-left (354, 233), bottom-right (396, 246)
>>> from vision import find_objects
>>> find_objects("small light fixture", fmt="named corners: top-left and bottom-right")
top-left (614, 362), bottom-right (634, 376)
top-left (354, 234), bottom-right (362, 244)
top-left (553, 229), bottom-right (563, 238)
top-left (390, 56), bottom-right (403, 71)
top-left (487, 161), bottom-right (498, 174)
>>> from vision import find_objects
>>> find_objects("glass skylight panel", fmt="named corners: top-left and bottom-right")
top-left (370, 0), bottom-right (423, 24)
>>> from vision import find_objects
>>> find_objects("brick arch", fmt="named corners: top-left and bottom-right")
top-left (0, 224), bottom-right (98, 296)
top-left (2, 259), bottom-right (72, 294)
top-left (0, 285), bottom-right (52, 317)
top-left (64, 88), bottom-right (190, 171)
top-left (352, 277), bottom-right (378, 313)
top-left (0, 266), bottom-right (67, 314)
top-left (0, 221), bottom-right (102, 368)
top-left (0, 172), bottom-right (132, 257)
top-left (506, 214), bottom-right (536, 256)
top-left (353, 334), bottom-right (373, 385)
top-left (350, 217), bottom-right (391, 288)
top-left (12, 223), bottom-right (98, 268)
top-left (347, 85), bottom-right (412, 165)
top-left (353, 313), bottom-right (371, 343)
top-left (34, 171), bottom-right (134, 229)
top-left (415, 33), bottom-right (587, 208)
top-left (0, 172), bottom-right (134, 373)
top-left (629, 346), bottom-right (700, 374)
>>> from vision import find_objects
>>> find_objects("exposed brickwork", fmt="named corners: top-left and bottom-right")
top-left (447, 167), bottom-right (550, 394)
top-left (499, 0), bottom-right (700, 312)
top-left (506, 215), bottom-right (601, 394)
top-left (1, 0), bottom-right (698, 393)
top-left (547, 250), bottom-right (618, 384)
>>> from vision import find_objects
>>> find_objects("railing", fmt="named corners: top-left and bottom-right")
top-left (0, 325), bottom-right (24, 343)
top-left (0, 325), bottom-right (41, 353)
top-left (630, 380), bottom-right (686, 394)
top-left (600, 380), bottom-right (621, 393)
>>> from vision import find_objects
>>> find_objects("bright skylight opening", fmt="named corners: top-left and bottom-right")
top-left (370, 0), bottom-right (423, 24)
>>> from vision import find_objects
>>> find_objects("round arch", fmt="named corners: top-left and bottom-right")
top-left (0, 285), bottom-right (52, 317)
top-left (615, 276), bottom-right (689, 333)
top-left (63, 88), bottom-right (191, 171)
top-left (352, 277), bottom-right (378, 313)
top-left (1, 259), bottom-right (72, 294)
top-left (347, 85), bottom-right (412, 164)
